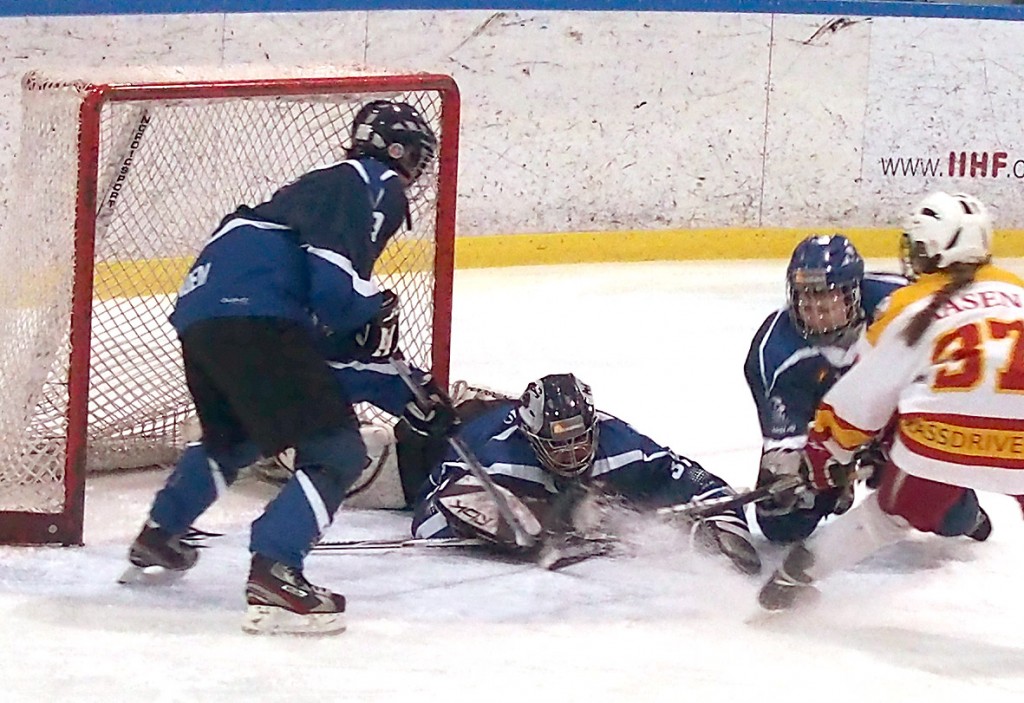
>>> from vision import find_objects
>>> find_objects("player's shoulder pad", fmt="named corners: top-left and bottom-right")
top-left (751, 309), bottom-right (791, 342)
top-left (594, 411), bottom-right (662, 454)
top-left (864, 271), bottom-right (909, 287)
top-left (865, 275), bottom-right (949, 345)
top-left (977, 263), bottom-right (1024, 288)
top-left (749, 309), bottom-right (809, 375)
top-left (863, 272), bottom-right (909, 299)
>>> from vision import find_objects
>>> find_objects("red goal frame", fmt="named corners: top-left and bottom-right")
top-left (1, 73), bottom-right (459, 546)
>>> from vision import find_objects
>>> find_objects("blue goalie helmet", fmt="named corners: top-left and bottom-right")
top-left (516, 373), bottom-right (598, 478)
top-left (786, 234), bottom-right (865, 344)
top-left (348, 100), bottom-right (437, 184)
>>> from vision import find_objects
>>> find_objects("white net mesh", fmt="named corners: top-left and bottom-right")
top-left (0, 72), bottom-right (453, 522)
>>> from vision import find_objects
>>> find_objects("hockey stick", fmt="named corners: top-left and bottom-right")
top-left (655, 477), bottom-right (804, 520)
top-left (312, 533), bottom-right (614, 571)
top-left (389, 353), bottom-right (538, 548)
top-left (656, 462), bottom-right (878, 520)
top-left (313, 536), bottom-right (487, 551)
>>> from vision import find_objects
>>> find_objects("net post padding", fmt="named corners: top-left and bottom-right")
top-left (0, 71), bottom-right (459, 545)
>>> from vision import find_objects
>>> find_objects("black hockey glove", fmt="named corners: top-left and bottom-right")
top-left (803, 441), bottom-right (857, 516)
top-left (853, 423), bottom-right (895, 489)
top-left (755, 448), bottom-right (815, 516)
top-left (353, 290), bottom-right (400, 362)
top-left (403, 375), bottom-right (460, 439)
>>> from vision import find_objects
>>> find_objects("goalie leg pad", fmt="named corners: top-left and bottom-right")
top-left (690, 513), bottom-right (763, 575)
top-left (265, 424), bottom-right (406, 509)
top-left (343, 424), bottom-right (405, 510)
top-left (435, 474), bottom-right (543, 550)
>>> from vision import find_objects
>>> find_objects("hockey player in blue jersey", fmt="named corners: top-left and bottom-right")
top-left (122, 100), bottom-right (454, 635)
top-left (744, 234), bottom-right (904, 543)
top-left (411, 373), bottom-right (763, 575)
top-left (744, 233), bottom-right (988, 544)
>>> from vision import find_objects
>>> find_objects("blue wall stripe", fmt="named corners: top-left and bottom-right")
top-left (3, 1), bottom-right (1024, 22)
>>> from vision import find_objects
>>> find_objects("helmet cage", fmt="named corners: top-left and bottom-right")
top-left (349, 100), bottom-right (438, 184)
top-left (523, 423), bottom-right (598, 479)
top-left (516, 374), bottom-right (598, 478)
top-left (787, 274), bottom-right (863, 342)
top-left (899, 231), bottom-right (937, 279)
top-left (786, 235), bottom-right (865, 344)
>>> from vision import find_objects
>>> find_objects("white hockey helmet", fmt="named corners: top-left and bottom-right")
top-left (900, 191), bottom-right (993, 278)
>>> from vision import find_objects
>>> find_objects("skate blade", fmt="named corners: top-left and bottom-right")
top-left (242, 605), bottom-right (347, 636)
top-left (117, 564), bottom-right (189, 586)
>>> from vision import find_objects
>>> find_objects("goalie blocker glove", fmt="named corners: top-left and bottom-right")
top-left (404, 374), bottom-right (460, 439)
top-left (353, 289), bottom-right (400, 362)
top-left (435, 473), bottom-right (544, 550)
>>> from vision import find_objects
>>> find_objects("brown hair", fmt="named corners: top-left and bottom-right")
top-left (902, 263), bottom-right (982, 346)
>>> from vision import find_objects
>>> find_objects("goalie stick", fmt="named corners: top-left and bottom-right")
top-left (311, 534), bottom-right (615, 571)
top-left (390, 352), bottom-right (539, 548)
top-left (313, 536), bottom-right (486, 550)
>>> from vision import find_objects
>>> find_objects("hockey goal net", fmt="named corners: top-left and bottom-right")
top-left (0, 70), bottom-right (459, 545)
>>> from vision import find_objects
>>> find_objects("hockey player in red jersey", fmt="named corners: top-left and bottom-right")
top-left (759, 191), bottom-right (1024, 610)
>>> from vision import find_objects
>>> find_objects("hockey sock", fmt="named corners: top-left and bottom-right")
top-left (150, 441), bottom-right (257, 534)
top-left (250, 464), bottom-right (355, 567)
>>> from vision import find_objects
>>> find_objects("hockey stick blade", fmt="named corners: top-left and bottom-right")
top-left (390, 353), bottom-right (538, 548)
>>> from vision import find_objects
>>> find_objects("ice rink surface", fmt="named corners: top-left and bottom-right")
top-left (2, 260), bottom-right (1024, 701)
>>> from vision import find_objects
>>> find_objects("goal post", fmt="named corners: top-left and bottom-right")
top-left (0, 70), bottom-right (460, 546)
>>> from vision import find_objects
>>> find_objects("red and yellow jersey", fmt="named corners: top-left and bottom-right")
top-left (810, 264), bottom-right (1024, 494)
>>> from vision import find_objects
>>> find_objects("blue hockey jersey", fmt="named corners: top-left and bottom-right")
top-left (412, 400), bottom-right (743, 538)
top-left (169, 157), bottom-right (408, 345)
top-left (744, 273), bottom-right (907, 449)
top-left (744, 272), bottom-right (905, 543)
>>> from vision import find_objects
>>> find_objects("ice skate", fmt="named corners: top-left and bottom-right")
top-left (966, 507), bottom-right (992, 542)
top-left (691, 517), bottom-right (762, 575)
top-left (758, 544), bottom-right (819, 611)
top-left (242, 554), bottom-right (347, 635)
top-left (119, 520), bottom-right (200, 585)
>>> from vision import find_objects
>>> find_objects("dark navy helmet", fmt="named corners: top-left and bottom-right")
top-left (786, 234), bottom-right (865, 344)
top-left (516, 373), bottom-right (598, 478)
top-left (347, 100), bottom-right (437, 184)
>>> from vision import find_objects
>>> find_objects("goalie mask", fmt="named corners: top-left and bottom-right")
top-left (348, 100), bottom-right (438, 185)
top-left (900, 191), bottom-right (992, 279)
top-left (516, 374), bottom-right (598, 478)
top-left (786, 234), bottom-right (865, 346)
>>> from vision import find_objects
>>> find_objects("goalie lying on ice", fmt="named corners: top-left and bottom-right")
top-left (409, 373), bottom-right (763, 575)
